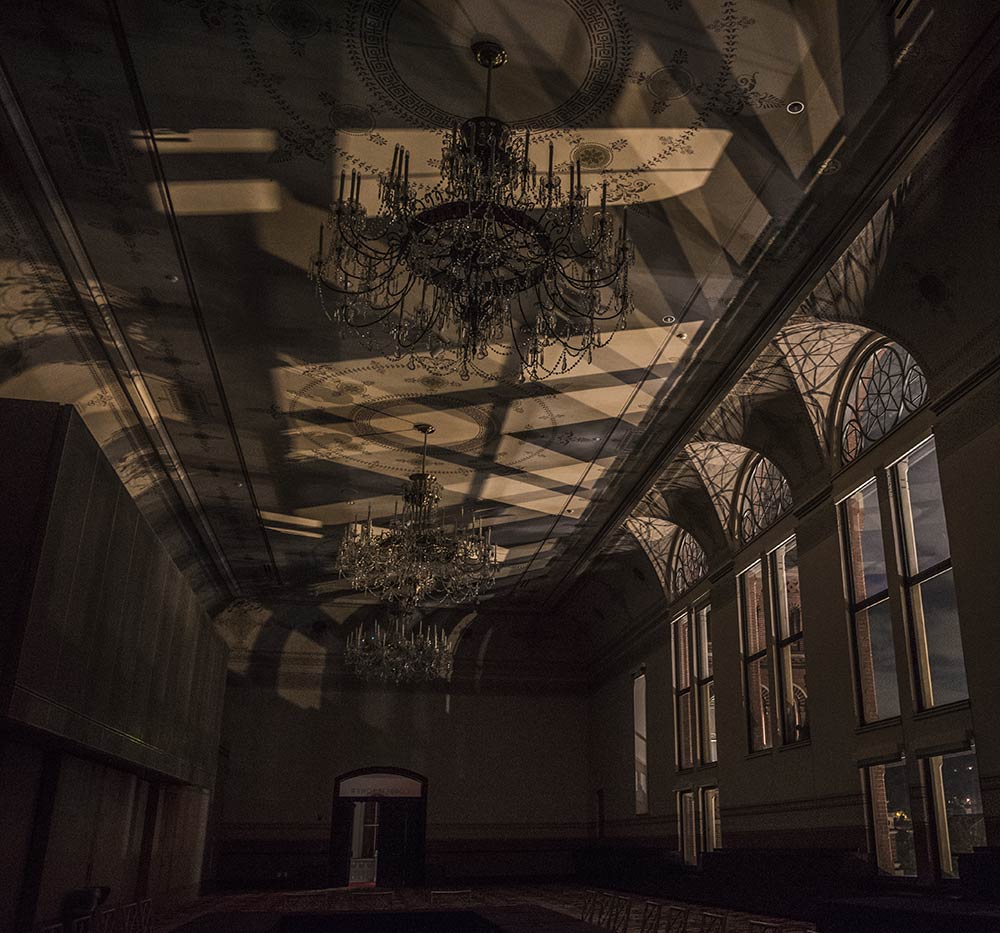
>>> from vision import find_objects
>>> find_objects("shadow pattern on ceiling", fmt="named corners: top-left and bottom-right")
top-left (0, 0), bottom-right (995, 612)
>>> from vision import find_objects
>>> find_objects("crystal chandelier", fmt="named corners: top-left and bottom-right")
top-left (337, 424), bottom-right (498, 604)
top-left (344, 607), bottom-right (454, 684)
top-left (311, 40), bottom-right (635, 381)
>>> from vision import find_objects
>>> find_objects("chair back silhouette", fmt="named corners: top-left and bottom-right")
top-left (639, 900), bottom-right (662, 932)
top-left (138, 900), bottom-right (152, 933)
top-left (93, 908), bottom-right (116, 933)
top-left (664, 905), bottom-right (690, 932)
top-left (604, 895), bottom-right (631, 932)
top-left (120, 902), bottom-right (139, 933)
top-left (593, 891), bottom-right (613, 926)
top-left (701, 910), bottom-right (729, 933)
top-left (581, 889), bottom-right (600, 923)
top-left (748, 922), bottom-right (781, 933)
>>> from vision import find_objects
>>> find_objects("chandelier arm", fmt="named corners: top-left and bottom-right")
top-left (327, 227), bottom-right (407, 264)
top-left (314, 42), bottom-right (635, 381)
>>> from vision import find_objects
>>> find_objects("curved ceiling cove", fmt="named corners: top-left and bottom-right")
top-left (0, 0), bottom-right (995, 617)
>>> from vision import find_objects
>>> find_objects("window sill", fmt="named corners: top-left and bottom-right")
top-left (856, 716), bottom-right (902, 734)
top-left (912, 699), bottom-right (971, 721)
top-left (778, 739), bottom-right (811, 752)
top-left (744, 748), bottom-right (773, 760)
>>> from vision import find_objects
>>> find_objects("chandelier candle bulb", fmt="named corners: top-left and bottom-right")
top-left (310, 41), bottom-right (634, 380)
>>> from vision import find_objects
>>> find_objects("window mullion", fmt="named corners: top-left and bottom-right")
top-left (875, 468), bottom-right (918, 718)
top-left (760, 551), bottom-right (780, 746)
top-left (909, 557), bottom-right (952, 588)
top-left (689, 605), bottom-right (700, 766)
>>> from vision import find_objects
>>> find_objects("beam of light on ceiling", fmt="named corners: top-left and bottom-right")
top-left (151, 179), bottom-right (281, 214)
top-left (135, 128), bottom-right (279, 152)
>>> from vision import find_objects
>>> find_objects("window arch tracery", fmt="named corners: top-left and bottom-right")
top-left (734, 455), bottom-right (793, 545)
top-left (839, 339), bottom-right (927, 463)
top-left (669, 530), bottom-right (708, 597)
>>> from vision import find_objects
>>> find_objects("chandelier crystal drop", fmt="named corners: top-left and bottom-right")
top-left (344, 608), bottom-right (455, 684)
top-left (336, 424), bottom-right (499, 605)
top-left (310, 40), bottom-right (635, 381)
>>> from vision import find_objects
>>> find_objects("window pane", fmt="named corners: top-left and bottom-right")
top-left (868, 762), bottom-right (916, 877)
top-left (855, 599), bottom-right (901, 722)
top-left (700, 681), bottom-right (717, 763)
top-left (704, 788), bottom-right (721, 852)
top-left (747, 655), bottom-right (772, 751)
top-left (843, 479), bottom-right (888, 599)
top-left (696, 604), bottom-right (712, 678)
top-left (774, 538), bottom-right (802, 640)
top-left (896, 437), bottom-right (951, 575)
top-left (779, 640), bottom-right (809, 743)
top-left (932, 750), bottom-right (986, 879)
top-left (680, 791), bottom-right (697, 865)
top-left (913, 568), bottom-right (969, 706)
top-left (673, 616), bottom-right (691, 689)
top-left (633, 674), bottom-right (648, 814)
top-left (740, 563), bottom-right (766, 656)
top-left (677, 691), bottom-right (695, 770)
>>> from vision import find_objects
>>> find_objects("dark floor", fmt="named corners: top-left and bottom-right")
top-left (154, 885), bottom-right (814, 933)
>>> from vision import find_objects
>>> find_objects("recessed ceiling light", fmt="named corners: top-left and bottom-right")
top-left (677, 333), bottom-right (688, 340)
top-left (786, 100), bottom-right (805, 114)
top-left (662, 315), bottom-right (676, 324)
top-left (165, 274), bottom-right (180, 282)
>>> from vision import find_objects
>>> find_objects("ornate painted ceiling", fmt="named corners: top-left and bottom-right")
top-left (1, 0), bottom-right (997, 613)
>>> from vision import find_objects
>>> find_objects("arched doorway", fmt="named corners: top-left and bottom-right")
top-left (330, 768), bottom-right (427, 888)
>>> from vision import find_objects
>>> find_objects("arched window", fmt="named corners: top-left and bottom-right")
top-left (839, 339), bottom-right (927, 463)
top-left (734, 455), bottom-right (793, 545)
top-left (670, 530), bottom-right (708, 596)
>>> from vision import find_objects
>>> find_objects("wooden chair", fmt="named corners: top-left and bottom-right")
top-left (119, 902), bottom-right (139, 933)
top-left (604, 894), bottom-right (631, 932)
top-left (138, 900), bottom-right (152, 933)
top-left (581, 889), bottom-right (601, 923)
top-left (639, 900), bottom-right (662, 932)
top-left (701, 911), bottom-right (729, 933)
top-left (92, 908), bottom-right (116, 933)
top-left (748, 922), bottom-right (781, 933)
top-left (68, 921), bottom-right (89, 933)
top-left (592, 892), bottom-right (613, 927)
top-left (664, 905), bottom-right (690, 932)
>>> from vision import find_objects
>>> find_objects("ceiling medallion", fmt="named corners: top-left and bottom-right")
top-left (311, 41), bottom-right (635, 381)
top-left (336, 424), bottom-right (498, 605)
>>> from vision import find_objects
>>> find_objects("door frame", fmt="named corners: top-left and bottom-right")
top-left (330, 767), bottom-right (428, 887)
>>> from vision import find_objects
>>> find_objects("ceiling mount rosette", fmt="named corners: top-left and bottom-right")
top-left (311, 40), bottom-right (635, 381)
